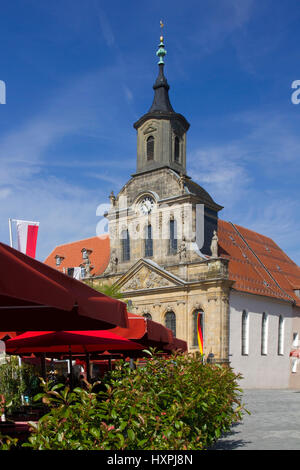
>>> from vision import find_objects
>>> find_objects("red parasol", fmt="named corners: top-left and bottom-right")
top-left (5, 330), bottom-right (144, 355)
top-left (0, 242), bottom-right (128, 330)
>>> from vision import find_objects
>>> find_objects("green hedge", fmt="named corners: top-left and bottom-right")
top-left (14, 352), bottom-right (247, 450)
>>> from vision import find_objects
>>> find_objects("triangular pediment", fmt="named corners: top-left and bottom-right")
top-left (115, 259), bottom-right (185, 293)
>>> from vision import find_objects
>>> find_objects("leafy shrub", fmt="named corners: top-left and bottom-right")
top-left (19, 352), bottom-right (247, 450)
top-left (0, 433), bottom-right (18, 450)
top-left (0, 356), bottom-right (41, 412)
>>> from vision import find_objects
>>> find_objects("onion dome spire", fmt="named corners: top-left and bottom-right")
top-left (133, 22), bottom-right (189, 133)
top-left (148, 21), bottom-right (174, 113)
top-left (157, 21), bottom-right (167, 65)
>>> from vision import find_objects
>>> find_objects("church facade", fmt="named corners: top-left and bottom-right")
top-left (45, 36), bottom-right (300, 389)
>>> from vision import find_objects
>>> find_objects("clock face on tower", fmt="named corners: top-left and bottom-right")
top-left (139, 196), bottom-right (155, 215)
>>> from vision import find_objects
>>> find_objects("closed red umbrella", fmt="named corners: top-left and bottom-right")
top-left (0, 242), bottom-right (128, 330)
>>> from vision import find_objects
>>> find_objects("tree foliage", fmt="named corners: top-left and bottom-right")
top-left (0, 356), bottom-right (41, 411)
top-left (85, 281), bottom-right (125, 301)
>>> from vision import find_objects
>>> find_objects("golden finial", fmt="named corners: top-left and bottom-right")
top-left (160, 20), bottom-right (164, 42)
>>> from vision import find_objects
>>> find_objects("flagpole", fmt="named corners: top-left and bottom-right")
top-left (8, 218), bottom-right (13, 248)
top-left (9, 218), bottom-right (25, 401)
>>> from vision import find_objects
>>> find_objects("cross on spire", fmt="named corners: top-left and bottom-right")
top-left (156, 20), bottom-right (167, 65)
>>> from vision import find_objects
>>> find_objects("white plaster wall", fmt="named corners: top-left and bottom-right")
top-left (229, 291), bottom-right (293, 389)
top-left (289, 307), bottom-right (300, 389)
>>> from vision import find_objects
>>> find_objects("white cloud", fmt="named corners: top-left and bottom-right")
top-left (95, 4), bottom-right (115, 47)
top-left (4, 176), bottom-right (104, 262)
top-left (0, 64), bottom-right (135, 260)
top-left (188, 143), bottom-right (252, 207)
top-left (190, 0), bottom-right (254, 56)
top-left (123, 85), bottom-right (133, 103)
top-left (188, 109), bottom-right (300, 264)
top-left (0, 188), bottom-right (11, 200)
top-left (85, 171), bottom-right (126, 187)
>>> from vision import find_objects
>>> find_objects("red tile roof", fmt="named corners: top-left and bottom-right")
top-left (218, 220), bottom-right (300, 307)
top-left (44, 235), bottom-right (110, 277)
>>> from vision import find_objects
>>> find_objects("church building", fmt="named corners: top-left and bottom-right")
top-left (45, 34), bottom-right (300, 389)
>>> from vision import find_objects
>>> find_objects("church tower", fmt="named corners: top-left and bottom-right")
top-left (96, 28), bottom-right (231, 362)
top-left (103, 29), bottom-right (223, 276)
top-left (133, 35), bottom-right (190, 176)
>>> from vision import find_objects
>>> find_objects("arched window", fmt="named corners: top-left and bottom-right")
top-left (261, 312), bottom-right (268, 355)
top-left (241, 310), bottom-right (249, 355)
top-left (147, 136), bottom-right (154, 161)
top-left (192, 310), bottom-right (204, 347)
top-left (143, 313), bottom-right (152, 320)
top-left (165, 311), bottom-right (176, 337)
top-left (144, 224), bottom-right (153, 257)
top-left (121, 229), bottom-right (130, 262)
top-left (169, 219), bottom-right (177, 254)
top-left (278, 315), bottom-right (284, 355)
top-left (174, 136), bottom-right (180, 162)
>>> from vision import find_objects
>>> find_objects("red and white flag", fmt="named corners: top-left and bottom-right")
top-left (15, 220), bottom-right (39, 258)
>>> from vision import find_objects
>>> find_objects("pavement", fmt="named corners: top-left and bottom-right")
top-left (210, 389), bottom-right (300, 450)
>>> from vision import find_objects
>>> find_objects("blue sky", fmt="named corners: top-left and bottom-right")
top-left (1, 0), bottom-right (300, 264)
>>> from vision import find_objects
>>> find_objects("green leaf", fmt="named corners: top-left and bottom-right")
top-left (51, 383), bottom-right (65, 391)
top-left (33, 393), bottom-right (44, 402)
top-left (116, 433), bottom-right (125, 448)
top-left (90, 427), bottom-right (100, 439)
top-left (118, 421), bottom-right (127, 432)
top-left (142, 349), bottom-right (153, 356)
top-left (127, 429), bottom-right (135, 441)
top-left (111, 409), bottom-right (118, 419)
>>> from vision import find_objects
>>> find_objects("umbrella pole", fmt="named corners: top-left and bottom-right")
top-left (18, 356), bottom-right (25, 406)
top-left (85, 353), bottom-right (91, 383)
top-left (68, 346), bottom-right (73, 389)
top-left (108, 356), bottom-right (112, 371)
top-left (41, 353), bottom-right (46, 380)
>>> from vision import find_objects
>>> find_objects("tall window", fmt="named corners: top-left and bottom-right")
top-left (241, 310), bottom-right (249, 355)
top-left (169, 219), bottom-right (177, 254)
top-left (278, 315), bottom-right (284, 355)
top-left (121, 229), bottom-right (130, 262)
top-left (144, 224), bottom-right (153, 257)
top-left (174, 136), bottom-right (180, 162)
top-left (165, 311), bottom-right (176, 337)
top-left (261, 312), bottom-right (268, 355)
top-left (147, 136), bottom-right (154, 161)
top-left (192, 310), bottom-right (204, 347)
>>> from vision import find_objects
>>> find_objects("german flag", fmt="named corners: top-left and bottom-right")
top-left (197, 313), bottom-right (204, 355)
